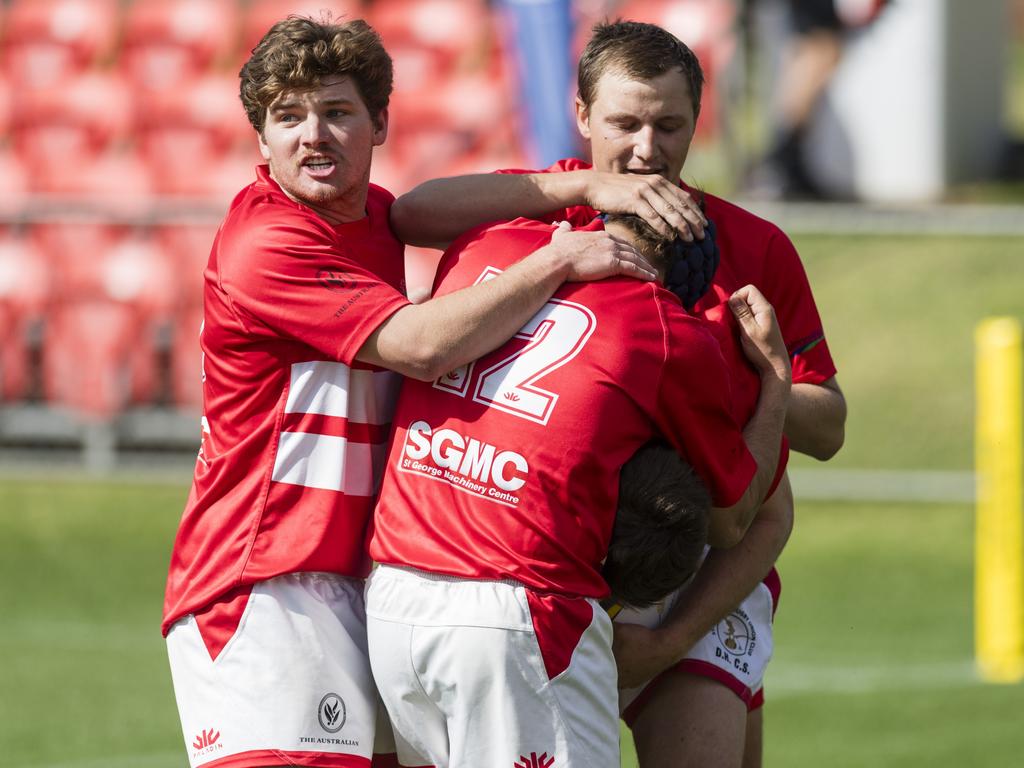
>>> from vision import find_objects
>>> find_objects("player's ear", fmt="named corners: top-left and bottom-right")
top-left (258, 131), bottom-right (270, 160)
top-left (575, 95), bottom-right (592, 141)
top-left (372, 107), bottom-right (389, 146)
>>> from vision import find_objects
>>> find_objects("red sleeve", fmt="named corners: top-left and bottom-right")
top-left (652, 302), bottom-right (757, 507)
top-left (759, 229), bottom-right (837, 385)
top-left (494, 157), bottom-right (597, 227)
top-left (217, 212), bottom-right (410, 365)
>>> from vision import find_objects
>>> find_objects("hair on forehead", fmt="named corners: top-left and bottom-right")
top-left (239, 15), bottom-right (393, 133)
top-left (578, 20), bottom-right (704, 118)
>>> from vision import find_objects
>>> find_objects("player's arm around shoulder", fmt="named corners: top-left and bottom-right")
top-left (789, 377), bottom-right (846, 459)
top-left (708, 286), bottom-right (792, 548)
top-left (755, 223), bottom-right (847, 459)
top-left (356, 223), bottom-right (657, 380)
top-left (390, 164), bottom-right (707, 249)
top-left (389, 170), bottom-right (594, 249)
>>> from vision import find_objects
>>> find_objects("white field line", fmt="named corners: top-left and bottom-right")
top-left (766, 659), bottom-right (981, 699)
top-left (788, 468), bottom-right (975, 503)
top-left (737, 200), bottom-right (1024, 237)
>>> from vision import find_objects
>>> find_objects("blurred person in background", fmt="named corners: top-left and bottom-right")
top-left (160, 14), bottom-right (655, 768)
top-left (744, 0), bottom-right (891, 199)
top-left (389, 18), bottom-right (846, 768)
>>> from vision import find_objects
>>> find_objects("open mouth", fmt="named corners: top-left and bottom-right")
top-left (302, 158), bottom-right (337, 177)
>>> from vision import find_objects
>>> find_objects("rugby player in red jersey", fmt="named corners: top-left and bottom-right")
top-left (366, 212), bottom-right (790, 768)
top-left (386, 20), bottom-right (845, 768)
top-left (160, 16), bottom-right (657, 768)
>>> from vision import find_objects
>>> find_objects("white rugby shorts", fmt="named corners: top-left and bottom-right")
top-left (166, 571), bottom-right (389, 768)
top-left (365, 565), bottom-right (620, 768)
top-left (615, 568), bottom-right (781, 724)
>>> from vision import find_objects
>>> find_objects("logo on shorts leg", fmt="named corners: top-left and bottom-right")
top-left (318, 693), bottom-right (347, 733)
top-left (191, 727), bottom-right (223, 760)
top-left (712, 608), bottom-right (757, 675)
top-left (515, 751), bottom-right (554, 768)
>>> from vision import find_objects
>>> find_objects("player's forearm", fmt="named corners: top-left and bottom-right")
top-left (390, 172), bottom-right (589, 247)
top-left (358, 243), bottom-right (570, 380)
top-left (707, 375), bottom-right (789, 547)
top-left (785, 378), bottom-right (846, 460)
top-left (655, 475), bottom-right (794, 660)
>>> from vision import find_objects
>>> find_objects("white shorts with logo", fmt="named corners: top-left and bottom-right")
top-left (366, 565), bottom-right (620, 768)
top-left (615, 568), bottom-right (781, 724)
top-left (166, 571), bottom-right (389, 768)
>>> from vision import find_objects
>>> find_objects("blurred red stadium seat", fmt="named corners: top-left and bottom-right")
top-left (0, 75), bottom-right (11, 139)
top-left (370, 0), bottom-right (490, 68)
top-left (0, 150), bottom-right (29, 216)
top-left (170, 303), bottom-right (205, 411)
top-left (11, 71), bottom-right (132, 165)
top-left (133, 73), bottom-right (257, 200)
top-left (120, 0), bottom-right (240, 90)
top-left (8, 71), bottom-right (155, 204)
top-left (1, 0), bottom-right (120, 88)
top-left (40, 232), bottom-right (180, 416)
top-left (153, 221), bottom-right (219, 307)
top-left (42, 300), bottom-right (142, 419)
top-left (240, 0), bottom-right (366, 58)
top-left (0, 232), bottom-right (52, 401)
top-left (615, 0), bottom-right (738, 140)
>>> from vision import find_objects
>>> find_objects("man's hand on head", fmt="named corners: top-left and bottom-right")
top-left (547, 221), bottom-right (659, 283)
top-left (583, 170), bottom-right (707, 242)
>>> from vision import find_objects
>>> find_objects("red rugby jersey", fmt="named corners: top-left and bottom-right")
top-left (499, 158), bottom-right (837, 386)
top-left (162, 165), bottom-right (410, 634)
top-left (369, 218), bottom-right (756, 599)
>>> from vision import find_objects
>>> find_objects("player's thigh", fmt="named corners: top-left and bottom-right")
top-left (367, 565), bottom-right (620, 768)
top-left (741, 706), bottom-right (764, 768)
top-left (631, 672), bottom-right (747, 768)
top-left (366, 612), bottom-right (450, 767)
top-left (167, 572), bottom-right (377, 768)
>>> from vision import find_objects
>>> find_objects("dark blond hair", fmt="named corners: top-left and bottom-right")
top-left (239, 16), bottom-right (393, 133)
top-left (578, 20), bottom-right (704, 118)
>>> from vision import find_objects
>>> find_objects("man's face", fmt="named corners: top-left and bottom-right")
top-left (259, 76), bottom-right (387, 221)
top-left (576, 67), bottom-right (696, 184)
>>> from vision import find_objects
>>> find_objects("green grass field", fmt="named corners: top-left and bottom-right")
top-left (3, 231), bottom-right (1023, 765)
top-left (4, 481), bottom-right (1023, 767)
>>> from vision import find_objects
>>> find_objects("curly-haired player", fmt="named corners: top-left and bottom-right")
top-left (161, 14), bottom-right (658, 768)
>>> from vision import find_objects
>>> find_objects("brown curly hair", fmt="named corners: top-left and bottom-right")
top-left (239, 15), bottom-right (393, 133)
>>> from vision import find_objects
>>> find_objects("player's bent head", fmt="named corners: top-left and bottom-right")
top-left (240, 15), bottom-right (393, 133)
top-left (578, 20), bottom-right (704, 118)
top-left (603, 441), bottom-right (710, 608)
top-left (604, 213), bottom-right (674, 273)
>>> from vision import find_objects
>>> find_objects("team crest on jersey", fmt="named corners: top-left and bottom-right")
top-left (515, 752), bottom-right (554, 768)
top-left (317, 269), bottom-right (353, 293)
top-left (398, 419), bottom-right (529, 507)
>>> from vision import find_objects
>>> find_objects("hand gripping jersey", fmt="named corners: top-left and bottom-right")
top-left (162, 165), bottom-right (410, 634)
top-left (369, 218), bottom-right (757, 599)
top-left (499, 158), bottom-right (837, 386)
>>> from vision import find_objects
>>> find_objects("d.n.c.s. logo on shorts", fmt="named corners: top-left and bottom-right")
top-left (712, 608), bottom-right (757, 676)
